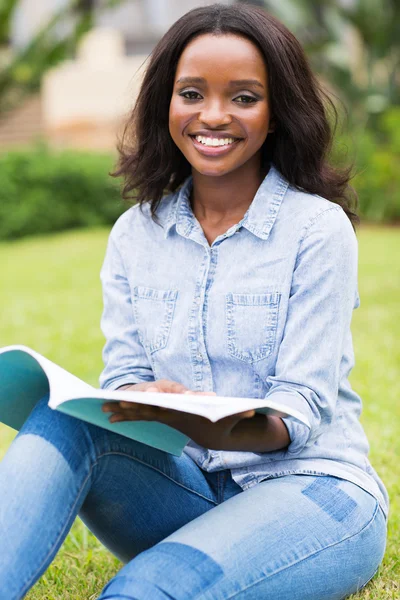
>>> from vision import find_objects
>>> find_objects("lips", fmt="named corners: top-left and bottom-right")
top-left (189, 135), bottom-right (242, 156)
top-left (188, 131), bottom-right (244, 157)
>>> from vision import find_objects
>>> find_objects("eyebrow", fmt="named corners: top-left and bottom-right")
top-left (176, 76), bottom-right (264, 89)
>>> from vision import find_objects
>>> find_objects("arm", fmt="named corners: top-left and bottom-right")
top-left (99, 233), bottom-right (155, 390)
top-left (260, 206), bottom-right (359, 455)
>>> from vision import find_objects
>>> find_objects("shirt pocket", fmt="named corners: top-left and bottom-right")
top-left (225, 292), bottom-right (281, 363)
top-left (132, 286), bottom-right (178, 354)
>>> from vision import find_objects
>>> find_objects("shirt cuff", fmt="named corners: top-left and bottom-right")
top-left (281, 415), bottom-right (311, 455)
top-left (100, 375), bottom-right (155, 391)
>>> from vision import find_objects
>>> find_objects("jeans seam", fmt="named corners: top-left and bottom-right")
top-left (94, 451), bottom-right (218, 505)
top-left (17, 467), bottom-right (94, 600)
top-left (220, 471), bottom-right (227, 504)
top-left (202, 501), bottom-right (382, 600)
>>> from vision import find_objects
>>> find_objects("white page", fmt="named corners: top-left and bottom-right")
top-left (92, 388), bottom-right (310, 425)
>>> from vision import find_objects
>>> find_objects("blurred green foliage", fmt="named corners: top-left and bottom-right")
top-left (335, 107), bottom-right (400, 223)
top-left (0, 145), bottom-right (125, 240)
top-left (0, 1), bottom-right (93, 114)
top-left (0, 0), bottom-right (123, 115)
top-left (264, 0), bottom-right (400, 129)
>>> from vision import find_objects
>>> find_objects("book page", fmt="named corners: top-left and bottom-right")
top-left (62, 387), bottom-right (310, 426)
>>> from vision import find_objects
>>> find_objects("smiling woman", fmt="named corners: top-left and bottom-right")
top-left (169, 34), bottom-right (272, 179)
top-left (0, 3), bottom-right (389, 600)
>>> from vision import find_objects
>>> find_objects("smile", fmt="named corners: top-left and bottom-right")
top-left (195, 135), bottom-right (236, 147)
top-left (189, 135), bottom-right (242, 156)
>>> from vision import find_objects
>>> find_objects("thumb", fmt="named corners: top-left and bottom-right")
top-left (237, 410), bottom-right (256, 419)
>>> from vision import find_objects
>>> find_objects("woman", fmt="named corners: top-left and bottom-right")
top-left (0, 4), bottom-right (388, 599)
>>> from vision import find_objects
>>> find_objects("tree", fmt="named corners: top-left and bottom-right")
top-left (0, 0), bottom-right (120, 115)
top-left (255, 0), bottom-right (399, 128)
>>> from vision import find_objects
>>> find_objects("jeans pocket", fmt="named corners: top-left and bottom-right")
top-left (225, 292), bottom-right (281, 363)
top-left (132, 286), bottom-right (178, 354)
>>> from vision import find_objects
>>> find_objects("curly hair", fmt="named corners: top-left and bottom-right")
top-left (112, 3), bottom-right (359, 229)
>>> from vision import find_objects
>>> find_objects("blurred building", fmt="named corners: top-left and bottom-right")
top-left (1, 0), bottom-right (235, 150)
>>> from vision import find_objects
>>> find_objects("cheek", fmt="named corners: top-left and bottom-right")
top-left (169, 101), bottom-right (190, 140)
top-left (244, 108), bottom-right (271, 141)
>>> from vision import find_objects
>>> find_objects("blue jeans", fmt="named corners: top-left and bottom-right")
top-left (0, 396), bottom-right (387, 600)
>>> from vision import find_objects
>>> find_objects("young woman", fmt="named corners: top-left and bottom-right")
top-left (0, 4), bottom-right (389, 599)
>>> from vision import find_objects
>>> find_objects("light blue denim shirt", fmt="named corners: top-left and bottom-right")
top-left (99, 164), bottom-right (389, 518)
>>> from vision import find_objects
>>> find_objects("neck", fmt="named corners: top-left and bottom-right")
top-left (191, 159), bottom-right (268, 225)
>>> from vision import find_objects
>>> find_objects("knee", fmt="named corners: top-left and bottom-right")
top-left (98, 542), bottom-right (223, 600)
top-left (21, 394), bottom-right (82, 438)
top-left (18, 394), bottom-right (96, 471)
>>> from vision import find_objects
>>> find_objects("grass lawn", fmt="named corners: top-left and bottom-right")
top-left (0, 225), bottom-right (399, 599)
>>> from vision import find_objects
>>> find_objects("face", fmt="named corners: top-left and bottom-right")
top-left (169, 33), bottom-right (273, 178)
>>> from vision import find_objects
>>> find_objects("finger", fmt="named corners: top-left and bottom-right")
top-left (109, 408), bottom-right (152, 422)
top-left (171, 382), bottom-right (190, 394)
top-left (109, 413), bottom-right (126, 423)
top-left (237, 410), bottom-right (256, 419)
top-left (218, 410), bottom-right (256, 426)
top-left (118, 401), bottom-right (140, 410)
top-left (102, 402), bottom-right (119, 412)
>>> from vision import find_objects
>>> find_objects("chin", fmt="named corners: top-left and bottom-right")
top-left (190, 158), bottom-right (240, 178)
top-left (194, 166), bottom-right (233, 177)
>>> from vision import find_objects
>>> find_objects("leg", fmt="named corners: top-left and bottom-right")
top-left (98, 475), bottom-right (387, 600)
top-left (0, 395), bottom-right (241, 600)
top-left (78, 440), bottom-right (242, 562)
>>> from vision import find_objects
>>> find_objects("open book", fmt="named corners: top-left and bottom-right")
top-left (0, 345), bottom-right (310, 456)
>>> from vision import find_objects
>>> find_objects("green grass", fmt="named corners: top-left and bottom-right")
top-left (0, 225), bottom-right (399, 599)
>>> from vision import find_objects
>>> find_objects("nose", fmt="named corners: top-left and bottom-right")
top-left (198, 99), bottom-right (232, 128)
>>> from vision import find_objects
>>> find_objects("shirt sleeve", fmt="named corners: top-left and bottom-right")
top-left (99, 232), bottom-right (155, 390)
top-left (264, 205), bottom-right (359, 455)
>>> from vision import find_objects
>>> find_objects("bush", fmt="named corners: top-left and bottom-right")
top-left (336, 108), bottom-right (400, 223)
top-left (0, 145), bottom-right (126, 240)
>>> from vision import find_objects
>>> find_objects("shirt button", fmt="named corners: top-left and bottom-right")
top-left (196, 352), bottom-right (203, 362)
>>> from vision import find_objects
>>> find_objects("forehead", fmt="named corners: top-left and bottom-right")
top-left (175, 34), bottom-right (267, 82)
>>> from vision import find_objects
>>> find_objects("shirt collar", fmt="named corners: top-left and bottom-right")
top-left (162, 164), bottom-right (289, 241)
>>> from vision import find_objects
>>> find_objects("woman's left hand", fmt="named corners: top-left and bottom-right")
top-left (102, 390), bottom-right (256, 451)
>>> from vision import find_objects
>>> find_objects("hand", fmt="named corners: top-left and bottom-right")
top-left (102, 379), bottom-right (256, 451)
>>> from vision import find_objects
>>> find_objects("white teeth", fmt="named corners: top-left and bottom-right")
top-left (194, 135), bottom-right (235, 147)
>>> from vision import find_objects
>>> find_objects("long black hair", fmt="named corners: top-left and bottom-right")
top-left (113, 3), bottom-right (358, 228)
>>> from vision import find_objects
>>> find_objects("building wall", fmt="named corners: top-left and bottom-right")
top-left (11, 0), bottom-right (235, 51)
top-left (6, 0), bottom-right (236, 150)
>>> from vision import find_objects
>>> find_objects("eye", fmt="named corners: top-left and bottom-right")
top-left (179, 91), bottom-right (202, 100)
top-left (234, 95), bottom-right (258, 104)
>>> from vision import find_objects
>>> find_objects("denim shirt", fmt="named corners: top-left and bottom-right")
top-left (99, 164), bottom-right (389, 518)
